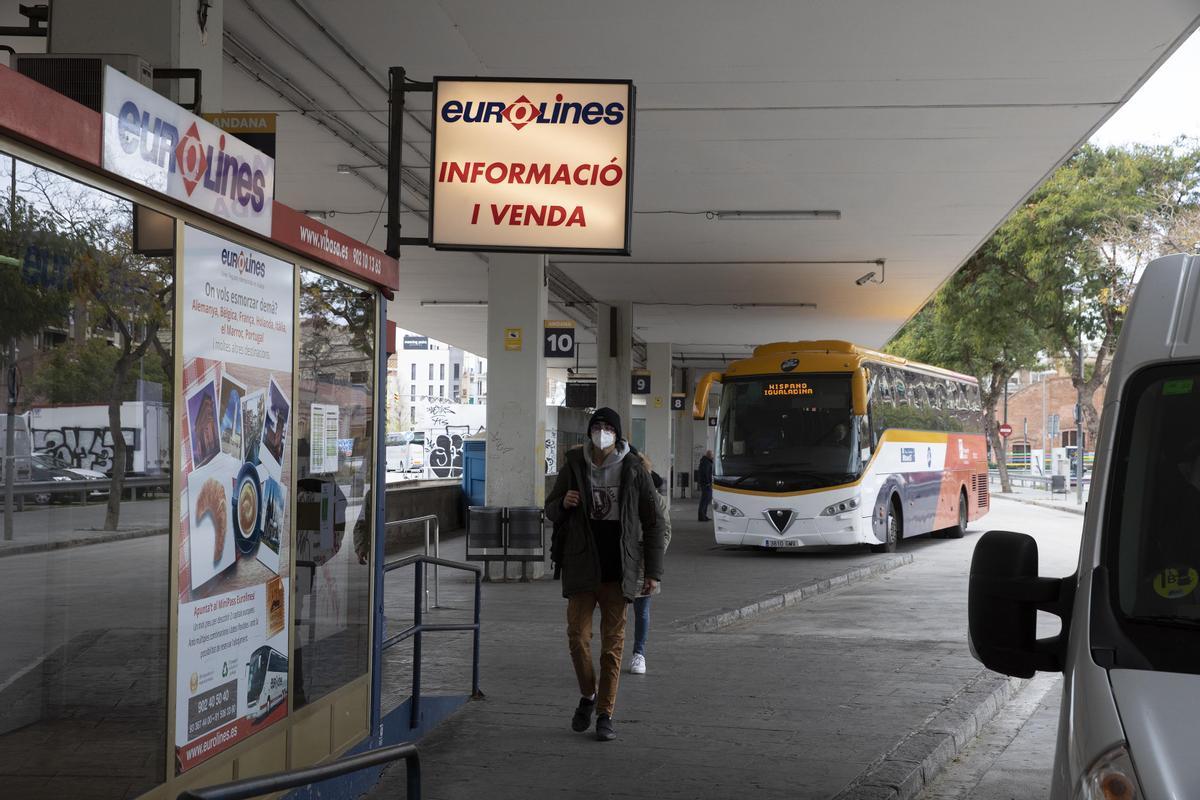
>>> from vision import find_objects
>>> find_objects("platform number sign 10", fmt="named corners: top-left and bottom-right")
top-left (543, 320), bottom-right (576, 359)
top-left (632, 372), bottom-right (651, 395)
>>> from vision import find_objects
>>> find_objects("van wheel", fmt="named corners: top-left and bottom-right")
top-left (945, 490), bottom-right (968, 539)
top-left (871, 499), bottom-right (901, 553)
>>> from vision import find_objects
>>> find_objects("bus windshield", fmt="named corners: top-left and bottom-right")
top-left (716, 374), bottom-right (859, 491)
top-left (246, 648), bottom-right (268, 703)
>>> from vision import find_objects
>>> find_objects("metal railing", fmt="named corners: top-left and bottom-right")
top-left (177, 742), bottom-right (420, 800)
top-left (385, 513), bottom-right (442, 609)
top-left (987, 470), bottom-right (1091, 492)
top-left (381, 553), bottom-right (483, 729)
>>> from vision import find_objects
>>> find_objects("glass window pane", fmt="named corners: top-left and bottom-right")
top-left (0, 153), bottom-right (174, 798)
top-left (294, 269), bottom-right (376, 707)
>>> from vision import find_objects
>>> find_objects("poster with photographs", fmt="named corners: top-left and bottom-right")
top-left (174, 225), bottom-right (294, 773)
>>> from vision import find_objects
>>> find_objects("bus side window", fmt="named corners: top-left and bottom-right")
top-left (894, 375), bottom-right (907, 405)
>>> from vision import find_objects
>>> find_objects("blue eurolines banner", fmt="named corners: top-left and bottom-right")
top-left (101, 67), bottom-right (275, 237)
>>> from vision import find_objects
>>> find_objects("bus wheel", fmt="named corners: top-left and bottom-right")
top-left (871, 499), bottom-right (900, 553)
top-left (945, 490), bottom-right (968, 539)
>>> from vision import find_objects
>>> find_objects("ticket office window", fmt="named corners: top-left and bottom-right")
top-left (293, 268), bottom-right (377, 707)
top-left (0, 150), bottom-right (175, 799)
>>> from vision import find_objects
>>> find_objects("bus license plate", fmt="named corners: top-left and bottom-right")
top-left (764, 539), bottom-right (798, 548)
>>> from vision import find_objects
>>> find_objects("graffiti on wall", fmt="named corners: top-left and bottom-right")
top-left (32, 425), bottom-right (141, 474)
top-left (544, 429), bottom-right (557, 475)
top-left (427, 425), bottom-right (476, 478)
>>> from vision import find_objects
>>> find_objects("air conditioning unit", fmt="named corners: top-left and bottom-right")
top-left (14, 53), bottom-right (152, 112)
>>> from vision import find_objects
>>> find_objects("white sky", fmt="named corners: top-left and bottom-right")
top-left (1090, 26), bottom-right (1200, 147)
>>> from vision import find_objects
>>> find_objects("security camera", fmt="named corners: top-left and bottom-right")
top-left (855, 271), bottom-right (876, 286)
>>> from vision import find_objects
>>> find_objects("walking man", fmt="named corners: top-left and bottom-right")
top-left (546, 407), bottom-right (664, 741)
top-left (697, 448), bottom-right (714, 521)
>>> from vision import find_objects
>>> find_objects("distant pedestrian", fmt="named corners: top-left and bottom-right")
top-left (630, 455), bottom-right (672, 675)
top-left (546, 407), bottom-right (665, 741)
top-left (697, 449), bottom-right (714, 521)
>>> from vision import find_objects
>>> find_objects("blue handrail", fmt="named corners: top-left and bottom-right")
top-left (380, 553), bottom-right (484, 729)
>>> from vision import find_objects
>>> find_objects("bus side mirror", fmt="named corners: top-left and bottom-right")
top-left (851, 369), bottom-right (868, 416)
top-left (968, 531), bottom-right (1075, 677)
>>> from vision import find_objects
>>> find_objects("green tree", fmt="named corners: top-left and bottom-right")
top-left (27, 337), bottom-right (168, 404)
top-left (889, 240), bottom-right (1043, 492)
top-left (17, 166), bottom-right (173, 531)
top-left (1001, 141), bottom-right (1200, 447)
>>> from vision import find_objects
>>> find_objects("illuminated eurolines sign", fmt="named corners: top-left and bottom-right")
top-left (430, 78), bottom-right (635, 254)
top-left (101, 67), bottom-right (275, 236)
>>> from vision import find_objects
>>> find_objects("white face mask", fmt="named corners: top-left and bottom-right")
top-left (592, 429), bottom-right (616, 450)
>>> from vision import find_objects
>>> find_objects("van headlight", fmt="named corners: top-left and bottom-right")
top-left (819, 497), bottom-right (860, 517)
top-left (1076, 745), bottom-right (1142, 800)
top-left (713, 501), bottom-right (744, 517)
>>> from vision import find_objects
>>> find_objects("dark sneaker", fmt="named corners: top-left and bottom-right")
top-left (595, 714), bottom-right (616, 741)
top-left (571, 697), bottom-right (595, 732)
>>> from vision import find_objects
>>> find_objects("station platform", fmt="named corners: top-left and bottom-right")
top-left (368, 496), bottom-right (1082, 800)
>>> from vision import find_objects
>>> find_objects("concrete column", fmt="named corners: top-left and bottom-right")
top-left (485, 254), bottom-right (547, 510)
top-left (50, 0), bottom-right (223, 111)
top-left (674, 366), bottom-right (695, 499)
top-left (643, 343), bottom-right (672, 485)
top-left (594, 301), bottom-right (633, 429)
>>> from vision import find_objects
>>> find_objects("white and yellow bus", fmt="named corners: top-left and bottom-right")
top-left (694, 340), bottom-right (990, 552)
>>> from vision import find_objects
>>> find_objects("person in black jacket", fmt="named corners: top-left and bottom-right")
top-left (697, 449), bottom-right (714, 521)
top-left (545, 407), bottom-right (664, 741)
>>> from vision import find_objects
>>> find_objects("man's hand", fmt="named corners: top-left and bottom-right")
top-left (641, 577), bottom-right (659, 595)
top-left (563, 489), bottom-right (582, 509)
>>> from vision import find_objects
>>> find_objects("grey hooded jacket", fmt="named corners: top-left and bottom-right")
top-left (546, 443), bottom-right (665, 601)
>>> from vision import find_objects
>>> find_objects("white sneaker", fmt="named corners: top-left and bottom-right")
top-left (630, 653), bottom-right (646, 674)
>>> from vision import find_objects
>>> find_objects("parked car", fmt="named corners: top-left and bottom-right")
top-left (24, 453), bottom-right (78, 504)
top-left (969, 253), bottom-right (1200, 799)
top-left (34, 451), bottom-right (109, 498)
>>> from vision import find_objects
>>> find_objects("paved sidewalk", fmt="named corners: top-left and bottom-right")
top-left (989, 483), bottom-right (1088, 516)
top-left (370, 499), bottom-right (1082, 800)
top-left (0, 498), bottom-right (169, 558)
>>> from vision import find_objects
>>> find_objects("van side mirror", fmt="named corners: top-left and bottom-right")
top-left (968, 531), bottom-right (1075, 678)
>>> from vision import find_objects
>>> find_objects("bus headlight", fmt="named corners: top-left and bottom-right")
top-left (713, 501), bottom-right (744, 517)
top-left (819, 497), bottom-right (860, 516)
top-left (1076, 745), bottom-right (1142, 800)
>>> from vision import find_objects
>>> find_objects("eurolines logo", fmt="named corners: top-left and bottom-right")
top-left (440, 92), bottom-right (625, 131)
top-left (115, 100), bottom-right (269, 212)
top-left (221, 248), bottom-right (266, 278)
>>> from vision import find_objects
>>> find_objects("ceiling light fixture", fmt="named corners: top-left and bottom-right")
top-left (855, 259), bottom-right (887, 286)
top-left (712, 210), bottom-right (841, 221)
top-left (418, 300), bottom-right (488, 308)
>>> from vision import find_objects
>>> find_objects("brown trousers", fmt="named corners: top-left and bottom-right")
top-left (566, 582), bottom-right (627, 717)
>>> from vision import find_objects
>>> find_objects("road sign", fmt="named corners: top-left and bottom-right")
top-left (998, 423), bottom-right (1013, 438)
top-left (631, 371), bottom-right (651, 395)
top-left (543, 320), bottom-right (576, 359)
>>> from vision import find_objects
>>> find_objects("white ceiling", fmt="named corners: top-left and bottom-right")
top-left (218, 0), bottom-right (1200, 361)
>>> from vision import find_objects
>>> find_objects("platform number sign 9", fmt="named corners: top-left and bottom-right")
top-left (632, 372), bottom-right (651, 395)
top-left (543, 320), bottom-right (576, 359)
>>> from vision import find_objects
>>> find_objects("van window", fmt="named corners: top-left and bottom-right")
top-left (1103, 363), bottom-right (1200, 674)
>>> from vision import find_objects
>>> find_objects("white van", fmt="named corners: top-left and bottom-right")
top-left (385, 430), bottom-right (425, 474)
top-left (0, 413), bottom-right (32, 484)
top-left (969, 252), bottom-right (1200, 799)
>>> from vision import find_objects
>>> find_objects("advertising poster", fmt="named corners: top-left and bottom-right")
top-left (174, 225), bottom-right (294, 773)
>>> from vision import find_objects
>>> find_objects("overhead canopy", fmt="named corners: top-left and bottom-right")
top-left (220, 0), bottom-right (1200, 363)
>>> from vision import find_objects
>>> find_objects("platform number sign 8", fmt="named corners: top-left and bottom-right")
top-left (632, 373), bottom-right (651, 395)
top-left (543, 322), bottom-right (576, 359)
